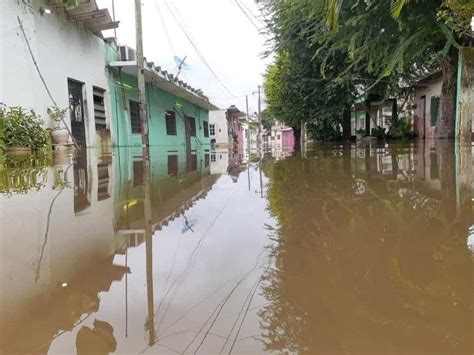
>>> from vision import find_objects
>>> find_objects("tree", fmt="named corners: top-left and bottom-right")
top-left (323, 0), bottom-right (473, 138)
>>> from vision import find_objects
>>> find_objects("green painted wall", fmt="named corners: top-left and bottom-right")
top-left (106, 44), bottom-right (211, 148)
top-left (109, 72), bottom-right (211, 148)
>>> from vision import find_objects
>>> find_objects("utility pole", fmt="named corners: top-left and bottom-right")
top-left (135, 0), bottom-right (148, 147)
top-left (135, 0), bottom-right (154, 346)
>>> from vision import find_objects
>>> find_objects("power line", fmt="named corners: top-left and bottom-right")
top-left (153, 0), bottom-right (176, 56)
top-left (161, 0), bottom-right (235, 97)
top-left (231, 0), bottom-right (260, 31)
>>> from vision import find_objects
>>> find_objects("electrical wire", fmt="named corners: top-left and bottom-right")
top-left (231, 0), bottom-right (260, 31)
top-left (161, 0), bottom-right (235, 97)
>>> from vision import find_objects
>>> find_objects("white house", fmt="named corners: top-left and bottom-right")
top-left (209, 110), bottom-right (229, 147)
top-left (0, 0), bottom-right (118, 148)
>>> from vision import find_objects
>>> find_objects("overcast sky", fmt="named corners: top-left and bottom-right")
top-left (97, 0), bottom-right (272, 113)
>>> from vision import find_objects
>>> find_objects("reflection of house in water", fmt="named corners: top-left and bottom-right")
top-left (0, 146), bottom-right (218, 353)
top-left (114, 146), bottom-right (217, 248)
top-left (0, 151), bottom-right (124, 353)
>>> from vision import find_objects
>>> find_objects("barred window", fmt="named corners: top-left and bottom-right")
top-left (165, 110), bottom-right (177, 135)
top-left (203, 121), bottom-right (209, 137)
top-left (129, 100), bottom-right (141, 134)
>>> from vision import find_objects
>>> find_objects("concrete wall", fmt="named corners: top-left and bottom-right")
top-left (0, 0), bottom-right (112, 147)
top-left (414, 75), bottom-right (442, 139)
top-left (209, 110), bottom-right (229, 146)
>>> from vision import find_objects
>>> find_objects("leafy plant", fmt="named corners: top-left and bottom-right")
top-left (47, 106), bottom-right (68, 130)
top-left (388, 117), bottom-right (415, 139)
top-left (0, 105), bottom-right (50, 150)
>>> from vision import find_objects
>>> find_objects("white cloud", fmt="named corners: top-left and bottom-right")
top-left (97, 0), bottom-right (273, 112)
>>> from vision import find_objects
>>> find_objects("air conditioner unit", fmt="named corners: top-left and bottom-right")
top-left (119, 45), bottom-right (136, 61)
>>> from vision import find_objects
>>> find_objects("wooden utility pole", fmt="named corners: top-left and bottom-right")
top-left (135, 0), bottom-right (154, 346)
top-left (135, 0), bottom-right (148, 146)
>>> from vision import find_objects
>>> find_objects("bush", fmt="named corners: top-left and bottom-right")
top-left (0, 105), bottom-right (50, 150)
top-left (388, 117), bottom-right (415, 139)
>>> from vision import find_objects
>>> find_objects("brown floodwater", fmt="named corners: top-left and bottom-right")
top-left (0, 140), bottom-right (472, 354)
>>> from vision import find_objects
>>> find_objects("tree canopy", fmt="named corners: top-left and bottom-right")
top-left (259, 0), bottom-right (473, 140)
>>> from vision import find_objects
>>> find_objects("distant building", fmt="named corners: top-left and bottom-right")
top-left (353, 95), bottom-right (397, 137)
top-left (209, 110), bottom-right (229, 147)
top-left (209, 105), bottom-right (245, 149)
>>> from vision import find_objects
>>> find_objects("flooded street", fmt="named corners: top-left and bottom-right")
top-left (0, 141), bottom-right (472, 354)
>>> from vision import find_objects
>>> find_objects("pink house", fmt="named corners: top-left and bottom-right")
top-left (226, 105), bottom-right (245, 151)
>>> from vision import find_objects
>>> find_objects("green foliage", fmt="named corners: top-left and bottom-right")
top-left (260, 108), bottom-right (275, 131)
top-left (0, 105), bottom-right (50, 151)
top-left (47, 106), bottom-right (68, 129)
top-left (388, 116), bottom-right (414, 139)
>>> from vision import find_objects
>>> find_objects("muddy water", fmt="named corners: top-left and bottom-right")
top-left (0, 141), bottom-right (472, 354)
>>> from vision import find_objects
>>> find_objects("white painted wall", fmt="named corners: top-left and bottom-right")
top-left (209, 110), bottom-right (229, 146)
top-left (0, 0), bottom-right (112, 147)
top-left (0, 151), bottom-right (115, 331)
top-left (414, 76), bottom-right (442, 139)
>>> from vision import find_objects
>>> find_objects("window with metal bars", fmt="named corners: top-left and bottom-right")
top-left (129, 100), bottom-right (141, 134)
top-left (165, 110), bottom-right (177, 135)
top-left (203, 121), bottom-right (209, 137)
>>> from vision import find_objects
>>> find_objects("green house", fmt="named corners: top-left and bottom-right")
top-left (106, 42), bottom-right (219, 148)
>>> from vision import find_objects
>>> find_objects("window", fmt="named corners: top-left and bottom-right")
top-left (205, 153), bottom-right (210, 167)
top-left (129, 100), bottom-right (141, 134)
top-left (93, 87), bottom-right (106, 131)
top-left (185, 116), bottom-right (196, 137)
top-left (211, 154), bottom-right (216, 162)
top-left (168, 155), bottom-right (178, 176)
top-left (133, 160), bottom-right (143, 186)
top-left (203, 121), bottom-right (209, 137)
top-left (277, 134), bottom-right (280, 140)
top-left (165, 110), bottom-right (177, 135)
top-left (210, 124), bottom-right (216, 136)
top-left (211, 138), bottom-right (216, 145)
top-left (430, 96), bottom-right (440, 127)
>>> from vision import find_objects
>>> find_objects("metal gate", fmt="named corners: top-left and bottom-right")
top-left (68, 79), bottom-right (87, 147)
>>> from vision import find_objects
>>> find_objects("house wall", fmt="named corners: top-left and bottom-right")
top-left (0, 0), bottom-right (112, 147)
top-left (0, 152), bottom-right (116, 336)
top-left (209, 110), bottom-right (229, 146)
top-left (108, 72), bottom-right (211, 148)
top-left (414, 76), bottom-right (442, 139)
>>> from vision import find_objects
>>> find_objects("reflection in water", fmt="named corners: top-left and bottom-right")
top-left (261, 140), bottom-right (473, 354)
top-left (0, 141), bottom-right (472, 354)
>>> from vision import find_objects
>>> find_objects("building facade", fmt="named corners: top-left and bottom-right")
top-left (413, 72), bottom-right (443, 139)
top-left (1, 0), bottom-right (117, 148)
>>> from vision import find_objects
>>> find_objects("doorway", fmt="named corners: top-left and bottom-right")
top-left (68, 79), bottom-right (87, 147)
top-left (420, 95), bottom-right (426, 138)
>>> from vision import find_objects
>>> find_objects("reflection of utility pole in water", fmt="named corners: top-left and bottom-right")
top-left (456, 143), bottom-right (472, 221)
top-left (135, 0), bottom-right (155, 345)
